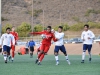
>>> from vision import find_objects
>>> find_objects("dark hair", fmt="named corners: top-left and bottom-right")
top-left (58, 26), bottom-right (63, 29)
top-left (47, 26), bottom-right (52, 29)
top-left (6, 27), bottom-right (11, 31)
top-left (84, 24), bottom-right (89, 28)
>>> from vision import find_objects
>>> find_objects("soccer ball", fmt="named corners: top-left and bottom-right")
top-left (41, 34), bottom-right (46, 39)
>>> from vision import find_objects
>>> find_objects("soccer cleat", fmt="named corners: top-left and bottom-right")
top-left (81, 60), bottom-right (84, 63)
top-left (89, 58), bottom-right (91, 62)
top-left (56, 62), bottom-right (59, 65)
top-left (12, 60), bottom-right (13, 63)
top-left (35, 59), bottom-right (38, 64)
top-left (5, 60), bottom-right (7, 63)
top-left (37, 62), bottom-right (41, 65)
top-left (67, 61), bottom-right (71, 65)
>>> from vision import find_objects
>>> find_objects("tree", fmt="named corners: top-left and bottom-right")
top-left (2, 23), bottom-right (12, 33)
top-left (16, 22), bottom-right (31, 37)
top-left (34, 24), bottom-right (43, 32)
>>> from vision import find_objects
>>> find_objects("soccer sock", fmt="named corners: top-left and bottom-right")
top-left (38, 53), bottom-right (42, 59)
top-left (12, 58), bottom-right (14, 60)
top-left (55, 56), bottom-right (59, 62)
top-left (65, 55), bottom-right (69, 61)
top-left (82, 52), bottom-right (86, 60)
top-left (4, 54), bottom-right (7, 60)
top-left (12, 50), bottom-right (15, 58)
top-left (39, 54), bottom-right (45, 62)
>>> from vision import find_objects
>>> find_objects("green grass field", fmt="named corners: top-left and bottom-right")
top-left (0, 55), bottom-right (100, 75)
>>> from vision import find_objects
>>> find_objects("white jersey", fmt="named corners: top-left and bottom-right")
top-left (54, 31), bottom-right (64, 46)
top-left (0, 33), bottom-right (15, 47)
top-left (81, 30), bottom-right (95, 45)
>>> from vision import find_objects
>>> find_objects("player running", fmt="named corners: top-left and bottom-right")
top-left (53, 26), bottom-right (70, 65)
top-left (10, 26), bottom-right (18, 62)
top-left (0, 27), bottom-right (15, 63)
top-left (30, 26), bottom-right (57, 65)
top-left (81, 24), bottom-right (95, 63)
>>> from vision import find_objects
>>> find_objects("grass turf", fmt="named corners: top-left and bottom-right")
top-left (0, 55), bottom-right (100, 75)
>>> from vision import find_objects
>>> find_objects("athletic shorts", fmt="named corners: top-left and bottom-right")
top-left (54, 45), bottom-right (66, 53)
top-left (30, 47), bottom-right (34, 52)
top-left (11, 45), bottom-right (15, 51)
top-left (83, 44), bottom-right (92, 52)
top-left (39, 44), bottom-right (50, 53)
top-left (3, 45), bottom-right (11, 53)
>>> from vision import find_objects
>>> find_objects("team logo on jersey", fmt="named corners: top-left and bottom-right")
top-left (46, 35), bottom-right (52, 39)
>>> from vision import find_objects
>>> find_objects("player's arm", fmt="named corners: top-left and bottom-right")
top-left (89, 31), bottom-right (95, 39)
top-left (30, 31), bottom-right (45, 35)
top-left (0, 34), bottom-right (4, 47)
top-left (16, 32), bottom-right (19, 41)
top-left (52, 33), bottom-right (58, 42)
top-left (11, 35), bottom-right (15, 46)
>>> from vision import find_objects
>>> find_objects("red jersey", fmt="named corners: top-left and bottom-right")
top-left (10, 31), bottom-right (18, 41)
top-left (31, 31), bottom-right (57, 45)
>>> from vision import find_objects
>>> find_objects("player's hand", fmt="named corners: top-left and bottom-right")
top-left (88, 37), bottom-right (91, 39)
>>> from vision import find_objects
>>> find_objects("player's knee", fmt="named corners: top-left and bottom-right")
top-left (63, 51), bottom-right (67, 55)
top-left (3, 51), bottom-right (7, 54)
top-left (83, 50), bottom-right (86, 52)
top-left (54, 52), bottom-right (58, 56)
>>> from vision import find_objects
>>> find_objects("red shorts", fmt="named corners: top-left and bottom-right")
top-left (39, 44), bottom-right (50, 53)
top-left (11, 45), bottom-right (15, 51)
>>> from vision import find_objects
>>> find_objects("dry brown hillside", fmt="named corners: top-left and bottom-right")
top-left (1, 0), bottom-right (100, 26)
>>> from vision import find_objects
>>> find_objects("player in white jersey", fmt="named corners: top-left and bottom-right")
top-left (81, 24), bottom-right (95, 63)
top-left (53, 26), bottom-right (70, 65)
top-left (0, 27), bottom-right (15, 63)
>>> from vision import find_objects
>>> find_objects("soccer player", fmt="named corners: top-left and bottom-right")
top-left (10, 26), bottom-right (18, 62)
top-left (81, 24), bottom-right (95, 63)
top-left (53, 26), bottom-right (70, 65)
top-left (28, 39), bottom-right (35, 58)
top-left (30, 26), bottom-right (57, 65)
top-left (0, 27), bottom-right (15, 63)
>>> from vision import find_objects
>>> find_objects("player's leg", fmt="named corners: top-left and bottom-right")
top-left (60, 45), bottom-right (70, 65)
top-left (88, 45), bottom-right (92, 62)
top-left (54, 46), bottom-right (60, 65)
top-left (35, 44), bottom-right (45, 64)
top-left (81, 44), bottom-right (87, 63)
top-left (37, 45), bottom-right (50, 65)
top-left (3, 45), bottom-right (8, 63)
top-left (11, 45), bottom-right (15, 62)
top-left (30, 47), bottom-right (34, 58)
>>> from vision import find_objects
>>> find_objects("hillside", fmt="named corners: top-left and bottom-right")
top-left (1, 0), bottom-right (100, 26)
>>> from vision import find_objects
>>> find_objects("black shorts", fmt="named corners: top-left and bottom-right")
top-left (30, 47), bottom-right (34, 52)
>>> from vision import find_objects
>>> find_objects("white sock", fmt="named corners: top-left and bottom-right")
top-left (12, 58), bottom-right (14, 60)
top-left (82, 52), bottom-right (86, 60)
top-left (55, 56), bottom-right (59, 62)
top-left (65, 55), bottom-right (70, 62)
top-left (4, 54), bottom-right (7, 60)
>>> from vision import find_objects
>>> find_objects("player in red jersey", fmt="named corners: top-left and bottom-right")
top-left (10, 26), bottom-right (18, 62)
top-left (30, 26), bottom-right (57, 65)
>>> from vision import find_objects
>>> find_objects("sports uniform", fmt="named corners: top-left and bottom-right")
top-left (10, 31), bottom-right (18, 59)
top-left (54, 31), bottom-right (70, 65)
top-left (31, 31), bottom-right (57, 64)
top-left (81, 30), bottom-right (95, 63)
top-left (0, 33), bottom-right (15, 62)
